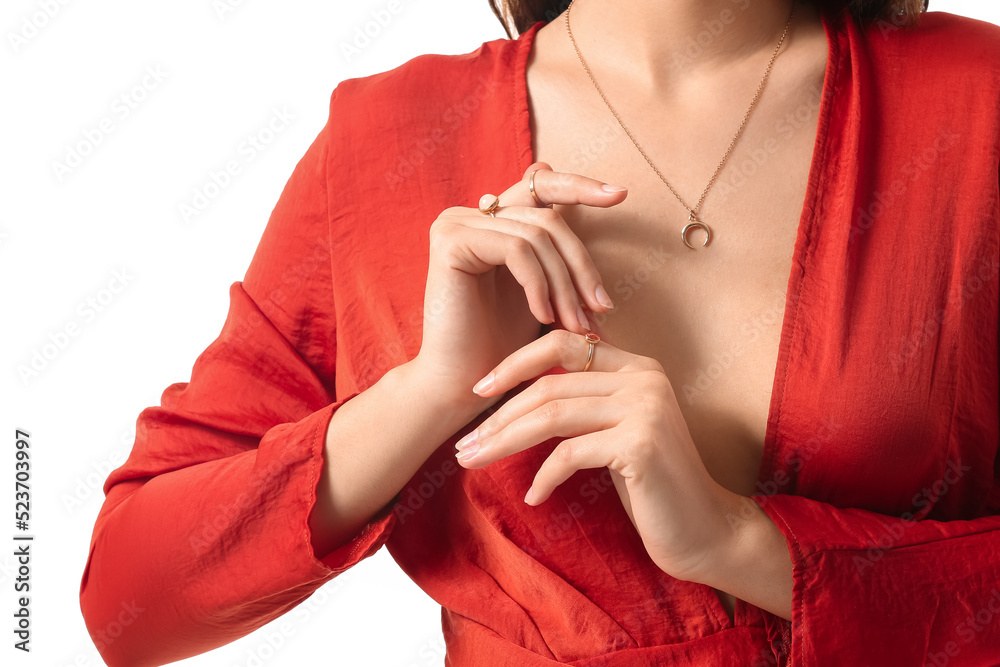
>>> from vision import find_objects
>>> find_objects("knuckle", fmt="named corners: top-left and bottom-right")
top-left (628, 356), bottom-right (664, 374)
top-left (429, 217), bottom-right (453, 237)
top-left (624, 434), bottom-right (656, 463)
top-left (427, 227), bottom-right (447, 253)
top-left (644, 357), bottom-right (666, 374)
top-left (629, 390), bottom-right (651, 412)
top-left (629, 389), bottom-right (661, 416)
top-left (646, 372), bottom-right (676, 402)
top-left (549, 328), bottom-right (576, 348)
top-left (553, 441), bottom-right (574, 465)
top-left (532, 375), bottom-right (556, 401)
top-left (508, 235), bottom-right (533, 256)
top-left (537, 399), bottom-right (562, 424)
top-left (534, 206), bottom-right (563, 226)
top-left (522, 224), bottom-right (549, 245)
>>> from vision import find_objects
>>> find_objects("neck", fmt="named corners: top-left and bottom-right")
top-left (565, 0), bottom-right (800, 87)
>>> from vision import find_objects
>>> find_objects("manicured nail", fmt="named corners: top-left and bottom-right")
top-left (524, 487), bottom-right (534, 504)
top-left (456, 439), bottom-right (480, 461)
top-left (576, 305), bottom-right (591, 330)
top-left (544, 300), bottom-right (555, 324)
top-left (455, 428), bottom-right (478, 451)
top-left (601, 183), bottom-right (627, 193)
top-left (595, 284), bottom-right (614, 309)
top-left (473, 372), bottom-right (495, 395)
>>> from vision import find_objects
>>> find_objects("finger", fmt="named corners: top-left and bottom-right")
top-left (477, 371), bottom-right (621, 441)
top-left (437, 221), bottom-right (555, 324)
top-left (492, 205), bottom-right (615, 316)
top-left (501, 161), bottom-right (629, 209)
top-left (525, 428), bottom-right (622, 505)
top-left (473, 329), bottom-right (632, 397)
top-left (456, 395), bottom-right (617, 470)
top-left (461, 209), bottom-right (600, 333)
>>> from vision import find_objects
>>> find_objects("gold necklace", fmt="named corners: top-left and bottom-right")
top-left (565, 1), bottom-right (796, 249)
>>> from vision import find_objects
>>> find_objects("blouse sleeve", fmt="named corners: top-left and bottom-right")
top-left (78, 88), bottom-right (398, 667)
top-left (752, 489), bottom-right (1000, 666)
top-left (751, 164), bottom-right (1000, 667)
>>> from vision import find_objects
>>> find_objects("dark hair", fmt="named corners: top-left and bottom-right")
top-left (487, 0), bottom-right (929, 40)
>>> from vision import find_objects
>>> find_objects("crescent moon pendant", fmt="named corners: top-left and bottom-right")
top-left (681, 219), bottom-right (712, 249)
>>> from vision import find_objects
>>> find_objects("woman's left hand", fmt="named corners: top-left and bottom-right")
top-left (453, 327), bottom-right (750, 586)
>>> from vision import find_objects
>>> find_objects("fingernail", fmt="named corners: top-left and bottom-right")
top-left (456, 439), bottom-right (480, 461)
top-left (524, 487), bottom-right (534, 504)
top-left (595, 284), bottom-right (614, 309)
top-left (576, 305), bottom-right (591, 330)
top-left (544, 300), bottom-right (555, 324)
top-left (601, 183), bottom-right (627, 193)
top-left (473, 372), bottom-right (495, 395)
top-left (455, 428), bottom-right (479, 451)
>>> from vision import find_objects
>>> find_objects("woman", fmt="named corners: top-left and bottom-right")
top-left (80, 0), bottom-right (1000, 664)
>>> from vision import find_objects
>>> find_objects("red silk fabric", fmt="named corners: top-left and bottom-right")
top-left (81, 6), bottom-right (1000, 666)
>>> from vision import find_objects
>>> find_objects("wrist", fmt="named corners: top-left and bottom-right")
top-left (393, 357), bottom-right (494, 422)
top-left (694, 490), bottom-right (794, 620)
top-left (693, 490), bottom-right (777, 589)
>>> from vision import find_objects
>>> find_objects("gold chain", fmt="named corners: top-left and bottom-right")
top-left (564, 1), bottom-right (795, 248)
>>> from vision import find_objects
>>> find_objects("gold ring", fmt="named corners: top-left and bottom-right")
top-left (582, 331), bottom-right (600, 372)
top-left (479, 194), bottom-right (500, 218)
top-left (528, 169), bottom-right (550, 208)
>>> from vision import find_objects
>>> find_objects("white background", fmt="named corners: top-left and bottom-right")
top-left (1, 1), bottom-right (998, 666)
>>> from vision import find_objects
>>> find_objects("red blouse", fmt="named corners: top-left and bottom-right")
top-left (80, 5), bottom-right (1000, 666)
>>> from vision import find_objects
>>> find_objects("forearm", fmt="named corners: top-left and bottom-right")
top-left (308, 359), bottom-right (488, 558)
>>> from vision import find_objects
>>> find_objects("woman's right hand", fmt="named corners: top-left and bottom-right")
top-left (411, 161), bottom-right (627, 411)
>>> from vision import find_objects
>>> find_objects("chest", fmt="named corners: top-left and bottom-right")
top-left (527, 54), bottom-right (824, 497)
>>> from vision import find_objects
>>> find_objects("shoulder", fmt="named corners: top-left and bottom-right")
top-left (324, 32), bottom-right (522, 141)
top-left (860, 11), bottom-right (1000, 78)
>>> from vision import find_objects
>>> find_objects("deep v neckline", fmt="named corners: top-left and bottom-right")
top-left (511, 4), bottom-right (842, 499)
top-left (508, 3), bottom-right (847, 631)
